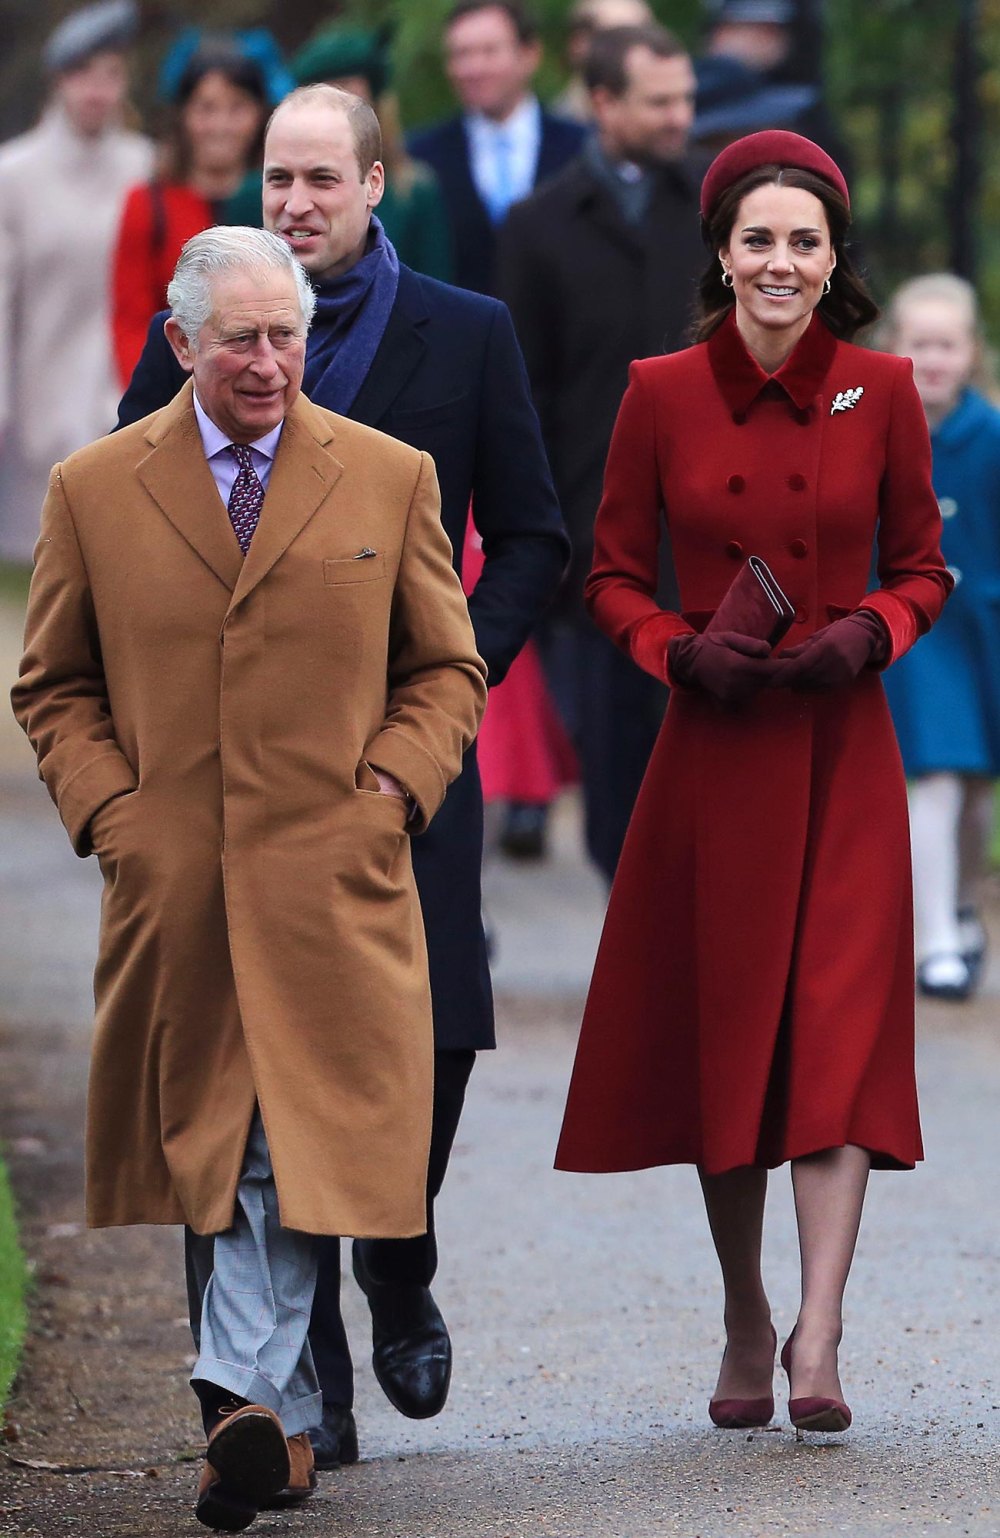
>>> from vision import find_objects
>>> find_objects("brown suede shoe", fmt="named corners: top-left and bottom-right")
top-left (259, 1432), bottom-right (318, 1510)
top-left (196, 1403), bottom-right (290, 1532)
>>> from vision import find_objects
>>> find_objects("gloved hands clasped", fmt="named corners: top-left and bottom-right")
top-left (668, 611), bottom-right (888, 705)
top-left (770, 611), bottom-right (887, 691)
top-left (667, 630), bottom-right (781, 707)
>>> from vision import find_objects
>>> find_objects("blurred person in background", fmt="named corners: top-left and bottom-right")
top-left (462, 519), bottom-right (578, 861)
top-left (111, 31), bottom-right (288, 387)
top-left (881, 274), bottom-right (1000, 1002)
top-left (499, 22), bottom-right (704, 882)
top-left (553, 0), bottom-right (654, 122)
top-left (695, 0), bottom-right (849, 164)
top-left (291, 24), bottom-right (452, 281)
top-left (409, 0), bottom-right (585, 295)
top-left (0, 0), bottom-right (152, 564)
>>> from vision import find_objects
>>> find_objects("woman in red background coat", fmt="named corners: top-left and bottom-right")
top-left (555, 132), bottom-right (953, 1435)
top-left (111, 43), bottom-right (270, 387)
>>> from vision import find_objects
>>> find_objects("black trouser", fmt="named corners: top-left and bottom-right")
top-left (187, 1047), bottom-right (477, 1412)
top-left (544, 620), bottom-right (667, 884)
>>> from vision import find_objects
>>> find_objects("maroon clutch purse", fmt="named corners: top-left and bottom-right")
top-left (705, 555), bottom-right (795, 649)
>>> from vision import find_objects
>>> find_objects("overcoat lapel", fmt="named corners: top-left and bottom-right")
top-left (137, 381), bottom-right (243, 593)
top-left (351, 276), bottom-right (429, 429)
top-left (229, 393), bottom-right (344, 611)
top-left (536, 115), bottom-right (574, 182)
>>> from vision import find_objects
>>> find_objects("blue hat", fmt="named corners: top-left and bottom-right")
top-left (158, 27), bottom-right (294, 107)
top-left (44, 0), bottom-right (138, 74)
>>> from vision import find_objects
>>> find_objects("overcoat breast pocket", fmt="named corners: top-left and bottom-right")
top-left (323, 553), bottom-right (388, 585)
top-left (384, 394), bottom-right (468, 433)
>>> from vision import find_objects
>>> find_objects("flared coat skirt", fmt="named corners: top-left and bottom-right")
top-left (556, 673), bottom-right (922, 1175)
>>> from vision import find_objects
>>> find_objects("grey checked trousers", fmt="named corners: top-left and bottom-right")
top-left (191, 1107), bottom-right (322, 1436)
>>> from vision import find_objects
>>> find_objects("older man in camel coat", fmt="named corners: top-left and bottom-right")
top-left (12, 226), bottom-right (486, 1532)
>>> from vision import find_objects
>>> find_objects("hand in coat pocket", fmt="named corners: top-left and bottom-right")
top-left (89, 788), bottom-right (142, 869)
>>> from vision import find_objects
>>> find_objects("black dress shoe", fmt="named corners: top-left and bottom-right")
top-left (499, 802), bottom-right (548, 860)
top-left (308, 1404), bottom-right (359, 1472)
top-left (352, 1245), bottom-right (452, 1419)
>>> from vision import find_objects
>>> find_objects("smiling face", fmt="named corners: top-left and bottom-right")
top-left (720, 181), bottom-right (835, 355)
top-left (165, 266), bottom-right (307, 443)
top-left (262, 102), bottom-right (384, 281)
top-left (181, 69), bottom-right (264, 180)
top-left (893, 297), bottom-right (976, 421)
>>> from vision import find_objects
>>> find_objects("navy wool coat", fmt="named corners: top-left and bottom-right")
top-left (116, 263), bottom-right (569, 1051)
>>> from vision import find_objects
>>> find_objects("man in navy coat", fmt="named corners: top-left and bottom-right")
top-left (409, 0), bottom-right (585, 295)
top-left (117, 83), bottom-right (568, 1471)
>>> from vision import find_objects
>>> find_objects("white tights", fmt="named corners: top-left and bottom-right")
top-left (908, 773), bottom-right (995, 961)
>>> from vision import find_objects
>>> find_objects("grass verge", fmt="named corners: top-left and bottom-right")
top-left (0, 1155), bottom-right (28, 1409)
top-left (0, 561), bottom-right (30, 606)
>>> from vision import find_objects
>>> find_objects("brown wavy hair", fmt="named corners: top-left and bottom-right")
top-left (694, 165), bottom-right (878, 344)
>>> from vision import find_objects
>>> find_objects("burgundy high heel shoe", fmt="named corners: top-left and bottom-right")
top-left (780, 1331), bottom-right (852, 1432)
top-left (708, 1326), bottom-right (776, 1429)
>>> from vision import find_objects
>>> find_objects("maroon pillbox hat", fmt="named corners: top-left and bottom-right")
top-left (700, 130), bottom-right (850, 223)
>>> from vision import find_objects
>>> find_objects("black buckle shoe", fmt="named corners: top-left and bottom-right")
top-left (352, 1245), bottom-right (453, 1419)
top-left (308, 1404), bottom-right (359, 1471)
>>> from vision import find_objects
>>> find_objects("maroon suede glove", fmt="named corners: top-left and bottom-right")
top-left (667, 630), bottom-right (779, 707)
top-left (772, 611), bottom-right (888, 692)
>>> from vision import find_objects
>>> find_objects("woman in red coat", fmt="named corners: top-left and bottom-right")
top-left (111, 44), bottom-right (270, 386)
top-left (556, 132), bottom-right (952, 1434)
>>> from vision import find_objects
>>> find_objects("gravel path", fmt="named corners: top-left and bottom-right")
top-left (0, 593), bottom-right (998, 1538)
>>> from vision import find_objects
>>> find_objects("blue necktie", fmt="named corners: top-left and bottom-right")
top-left (487, 130), bottom-right (514, 224)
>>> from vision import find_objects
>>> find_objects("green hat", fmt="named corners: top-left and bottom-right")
top-left (291, 25), bottom-right (390, 95)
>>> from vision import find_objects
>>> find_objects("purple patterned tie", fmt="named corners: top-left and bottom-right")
top-left (227, 444), bottom-right (265, 555)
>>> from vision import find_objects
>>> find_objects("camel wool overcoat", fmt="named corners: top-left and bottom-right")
top-left (13, 383), bottom-right (487, 1237)
top-left (556, 313), bottom-right (953, 1177)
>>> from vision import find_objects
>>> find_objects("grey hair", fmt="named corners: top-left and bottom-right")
top-left (166, 226), bottom-right (317, 347)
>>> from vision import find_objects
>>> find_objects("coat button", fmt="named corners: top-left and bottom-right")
top-left (788, 474), bottom-right (807, 491)
top-left (726, 539), bottom-right (744, 560)
top-left (727, 474), bottom-right (745, 493)
top-left (794, 606), bottom-right (807, 623)
top-left (732, 410), bottom-right (748, 426)
top-left (790, 538), bottom-right (808, 558)
top-left (795, 407), bottom-right (811, 426)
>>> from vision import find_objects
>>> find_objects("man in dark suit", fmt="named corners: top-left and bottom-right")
top-left (117, 82), bottom-right (568, 1470)
top-left (408, 0), bottom-right (585, 296)
top-left (498, 23), bottom-right (705, 883)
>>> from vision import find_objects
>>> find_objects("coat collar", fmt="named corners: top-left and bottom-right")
top-left (138, 380), bottom-right (343, 608)
top-left (707, 308), bottom-right (838, 418)
top-left (933, 386), bottom-right (991, 450)
top-left (560, 154), bottom-right (703, 263)
top-left (568, 151), bottom-right (703, 215)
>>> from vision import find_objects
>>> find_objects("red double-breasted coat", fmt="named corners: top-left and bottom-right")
top-left (556, 312), bottom-right (953, 1176)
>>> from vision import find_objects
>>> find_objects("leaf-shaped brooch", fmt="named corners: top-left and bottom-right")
top-left (831, 386), bottom-right (864, 414)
